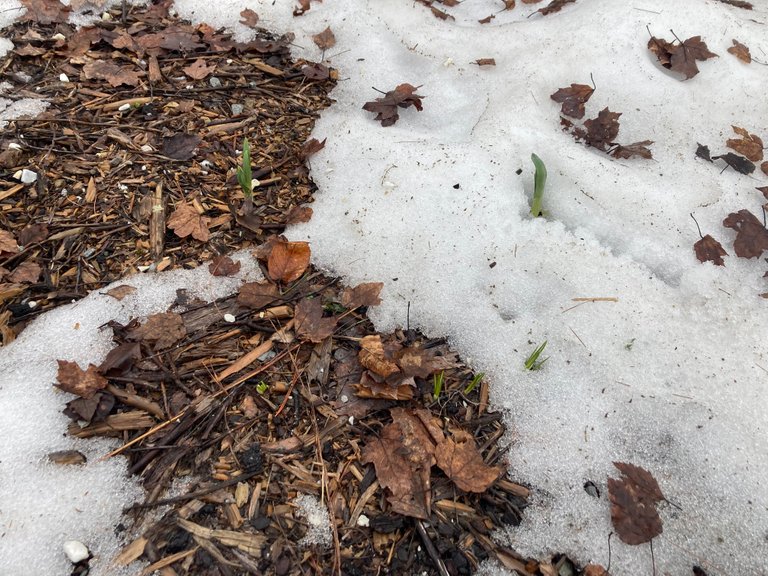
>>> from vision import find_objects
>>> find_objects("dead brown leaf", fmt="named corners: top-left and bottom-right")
top-left (183, 58), bottom-right (215, 80)
top-left (727, 39), bottom-right (751, 63)
top-left (726, 126), bottom-right (763, 162)
top-left (267, 239), bottom-right (310, 283)
top-left (693, 234), bottom-right (727, 266)
top-left (395, 346), bottom-right (458, 379)
top-left (301, 137), bottom-right (326, 159)
top-left (284, 205), bottom-right (313, 225)
top-left (237, 280), bottom-right (281, 310)
top-left (723, 209), bottom-right (768, 259)
top-left (608, 461), bottom-right (665, 545)
top-left (294, 297), bottom-right (338, 342)
top-left (341, 282), bottom-right (383, 309)
top-left (0, 230), bottom-right (19, 254)
top-left (21, 0), bottom-right (70, 24)
top-left (83, 60), bottom-right (141, 87)
top-left (161, 133), bottom-right (202, 160)
top-left (359, 335), bottom-right (400, 378)
top-left (239, 8), bottom-right (259, 28)
top-left (168, 202), bottom-right (210, 242)
top-left (434, 429), bottom-right (501, 492)
top-left (56, 360), bottom-right (108, 398)
top-left (474, 58), bottom-right (496, 66)
top-left (312, 26), bottom-right (336, 50)
top-left (128, 312), bottom-right (186, 350)
top-left (208, 255), bottom-right (241, 277)
top-left (104, 284), bottom-right (137, 301)
top-left (9, 260), bottom-right (41, 283)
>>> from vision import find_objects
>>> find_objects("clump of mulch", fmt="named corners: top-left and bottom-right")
top-left (0, 0), bottom-right (334, 342)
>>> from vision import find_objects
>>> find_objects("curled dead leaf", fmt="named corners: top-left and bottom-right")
top-left (56, 359), bottom-right (108, 399)
top-left (168, 202), bottom-right (210, 242)
top-left (358, 335), bottom-right (400, 378)
top-left (267, 238), bottom-right (310, 283)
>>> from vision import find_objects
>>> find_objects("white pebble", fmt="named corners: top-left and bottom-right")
top-left (348, 416), bottom-right (355, 425)
top-left (140, 144), bottom-right (153, 153)
top-left (340, 395), bottom-right (349, 403)
top-left (59, 73), bottom-right (69, 83)
top-left (14, 169), bottom-right (37, 184)
top-left (51, 33), bottom-right (66, 41)
top-left (63, 540), bottom-right (89, 563)
top-left (118, 103), bottom-right (131, 112)
top-left (224, 313), bottom-right (236, 323)
top-left (357, 514), bottom-right (370, 527)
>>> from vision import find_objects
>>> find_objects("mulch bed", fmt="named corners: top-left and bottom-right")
top-left (0, 3), bottom-right (578, 575)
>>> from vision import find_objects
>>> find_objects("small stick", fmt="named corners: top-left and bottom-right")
top-left (415, 520), bottom-right (450, 576)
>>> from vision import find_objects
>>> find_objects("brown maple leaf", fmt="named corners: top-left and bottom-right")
top-left (550, 83), bottom-right (594, 119)
top-left (267, 238), bottom-right (311, 283)
top-left (341, 282), bottom-right (384, 309)
top-left (208, 255), bottom-right (241, 277)
top-left (363, 84), bottom-right (424, 127)
top-left (237, 280), bottom-right (280, 310)
top-left (359, 335), bottom-right (400, 378)
top-left (312, 26), bottom-right (336, 50)
top-left (21, 0), bottom-right (70, 24)
top-left (168, 202), bottom-right (210, 242)
top-left (434, 429), bottom-right (501, 492)
top-left (727, 39), bottom-right (751, 63)
top-left (694, 235), bottom-right (727, 266)
top-left (56, 360), bottom-right (108, 399)
top-left (239, 8), bottom-right (259, 28)
top-left (284, 205), bottom-right (313, 225)
top-left (583, 108), bottom-right (621, 151)
top-left (104, 284), bottom-right (137, 301)
top-left (723, 209), bottom-right (768, 258)
top-left (726, 126), bottom-right (763, 162)
top-left (649, 34), bottom-right (717, 80)
top-left (9, 260), bottom-right (41, 283)
top-left (294, 297), bottom-right (338, 343)
top-left (302, 62), bottom-right (331, 80)
top-left (98, 342), bottom-right (141, 374)
top-left (83, 60), bottom-right (141, 87)
top-left (608, 461), bottom-right (665, 545)
top-left (128, 312), bottom-right (186, 350)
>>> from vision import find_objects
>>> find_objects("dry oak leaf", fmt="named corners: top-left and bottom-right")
top-left (104, 284), bottom-right (137, 301)
top-left (550, 83), bottom-right (594, 119)
top-left (183, 58), bottom-right (215, 80)
top-left (56, 360), bottom-right (108, 399)
top-left (727, 39), bottom-right (751, 63)
top-left (723, 209), bottom-right (768, 259)
top-left (208, 255), bottom-right (241, 277)
top-left (694, 235), bottom-right (727, 266)
top-left (0, 230), bottom-right (19, 254)
top-left (608, 461), bottom-right (665, 545)
top-left (341, 282), bottom-right (384, 309)
top-left (359, 335), bottom-right (400, 378)
top-left (583, 108), bottom-right (621, 151)
top-left (9, 260), bottom-right (41, 283)
top-left (726, 126), bottom-right (763, 162)
top-left (128, 312), bottom-right (186, 350)
top-left (363, 83), bottom-right (424, 127)
top-left (21, 0), bottom-right (70, 24)
top-left (435, 429), bottom-right (501, 492)
top-left (168, 202), bottom-right (210, 242)
top-left (312, 26), bottom-right (336, 50)
top-left (83, 60), bottom-right (141, 87)
top-left (237, 280), bottom-right (280, 310)
top-left (239, 8), bottom-right (259, 28)
top-left (267, 239), bottom-right (310, 283)
top-left (294, 297), bottom-right (338, 343)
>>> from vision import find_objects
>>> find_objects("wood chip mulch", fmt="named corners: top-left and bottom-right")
top-left (0, 3), bottom-right (578, 576)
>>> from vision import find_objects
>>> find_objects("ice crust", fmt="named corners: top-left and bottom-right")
top-left (0, 0), bottom-right (767, 574)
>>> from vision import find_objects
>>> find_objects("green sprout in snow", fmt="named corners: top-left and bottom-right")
top-left (524, 341), bottom-right (548, 371)
top-left (432, 371), bottom-right (445, 401)
top-left (530, 153), bottom-right (547, 218)
top-left (464, 372), bottom-right (485, 395)
top-left (237, 137), bottom-right (254, 213)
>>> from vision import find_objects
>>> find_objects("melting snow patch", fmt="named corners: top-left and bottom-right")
top-left (294, 493), bottom-right (332, 548)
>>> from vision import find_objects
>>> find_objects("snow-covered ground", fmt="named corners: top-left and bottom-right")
top-left (1, 0), bottom-right (767, 574)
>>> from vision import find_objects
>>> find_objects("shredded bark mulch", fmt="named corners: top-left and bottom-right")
top-left (0, 3), bottom-right (583, 576)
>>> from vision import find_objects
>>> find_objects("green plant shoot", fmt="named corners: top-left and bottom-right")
top-left (464, 372), bottom-right (485, 395)
top-left (237, 137), bottom-right (253, 200)
top-left (256, 380), bottom-right (268, 395)
top-left (524, 341), bottom-right (548, 371)
top-left (530, 153), bottom-right (547, 217)
top-left (432, 371), bottom-right (445, 401)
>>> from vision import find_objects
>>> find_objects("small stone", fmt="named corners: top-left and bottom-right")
top-left (51, 33), bottom-right (66, 41)
top-left (140, 144), bottom-right (153, 153)
top-left (231, 103), bottom-right (244, 115)
top-left (118, 103), bottom-right (131, 112)
top-left (63, 540), bottom-right (89, 563)
top-left (209, 77), bottom-right (222, 88)
top-left (59, 73), bottom-right (69, 83)
top-left (27, 301), bottom-right (37, 309)
top-left (356, 514), bottom-right (370, 527)
top-left (13, 169), bottom-right (37, 183)
top-left (224, 313), bottom-right (236, 323)
top-left (340, 395), bottom-right (349, 403)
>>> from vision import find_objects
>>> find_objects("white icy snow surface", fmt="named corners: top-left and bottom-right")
top-left (1, 0), bottom-right (767, 574)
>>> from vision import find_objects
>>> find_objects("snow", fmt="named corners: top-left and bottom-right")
top-left (294, 493), bottom-right (333, 548)
top-left (0, 0), bottom-right (767, 574)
